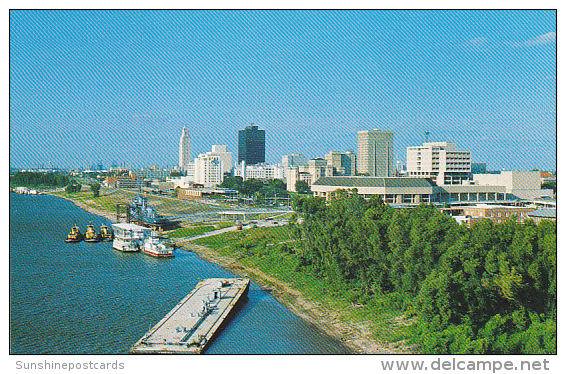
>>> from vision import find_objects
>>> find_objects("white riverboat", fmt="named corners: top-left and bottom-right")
top-left (142, 232), bottom-right (174, 258)
top-left (112, 223), bottom-right (151, 252)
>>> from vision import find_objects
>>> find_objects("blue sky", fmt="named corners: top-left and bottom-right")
top-left (10, 10), bottom-right (556, 170)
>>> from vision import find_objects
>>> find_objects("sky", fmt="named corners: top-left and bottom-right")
top-left (9, 10), bottom-right (556, 171)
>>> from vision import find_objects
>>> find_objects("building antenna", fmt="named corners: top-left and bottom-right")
top-left (424, 131), bottom-right (430, 144)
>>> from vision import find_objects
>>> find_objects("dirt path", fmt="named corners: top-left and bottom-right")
top-left (183, 242), bottom-right (415, 354)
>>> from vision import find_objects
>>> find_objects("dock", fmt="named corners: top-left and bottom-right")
top-left (130, 278), bottom-right (250, 354)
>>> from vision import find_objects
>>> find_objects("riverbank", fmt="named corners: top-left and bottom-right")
top-left (183, 241), bottom-right (411, 354)
top-left (47, 191), bottom-right (413, 354)
top-left (51, 192), bottom-right (118, 223)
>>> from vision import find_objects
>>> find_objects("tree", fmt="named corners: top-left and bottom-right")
top-left (541, 181), bottom-right (556, 194)
top-left (90, 183), bottom-right (101, 198)
top-left (295, 180), bottom-right (311, 194)
top-left (65, 181), bottom-right (82, 193)
top-left (10, 171), bottom-right (70, 187)
top-left (220, 176), bottom-right (243, 191)
top-left (241, 178), bottom-right (265, 196)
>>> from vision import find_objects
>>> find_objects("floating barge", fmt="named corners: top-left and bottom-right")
top-left (131, 278), bottom-right (250, 354)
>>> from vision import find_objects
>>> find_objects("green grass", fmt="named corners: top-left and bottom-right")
top-left (194, 225), bottom-right (415, 348)
top-left (52, 187), bottom-right (227, 217)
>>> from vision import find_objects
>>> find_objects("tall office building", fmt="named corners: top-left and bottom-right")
top-left (179, 125), bottom-right (192, 171)
top-left (238, 124), bottom-right (265, 165)
top-left (281, 153), bottom-right (309, 168)
top-left (325, 151), bottom-right (357, 176)
top-left (357, 130), bottom-right (394, 177)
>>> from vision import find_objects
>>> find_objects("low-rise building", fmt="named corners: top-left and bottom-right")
top-left (458, 204), bottom-right (536, 225)
top-left (311, 176), bottom-right (436, 204)
top-left (158, 181), bottom-right (175, 195)
top-left (177, 186), bottom-right (238, 200)
top-left (311, 176), bottom-right (524, 205)
top-left (526, 207), bottom-right (556, 223)
top-left (540, 171), bottom-right (556, 184)
top-left (286, 166), bottom-right (312, 192)
top-left (104, 174), bottom-right (137, 188)
top-left (473, 170), bottom-right (552, 201)
top-left (234, 162), bottom-right (285, 181)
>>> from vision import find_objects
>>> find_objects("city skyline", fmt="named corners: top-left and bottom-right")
top-left (10, 10), bottom-right (556, 170)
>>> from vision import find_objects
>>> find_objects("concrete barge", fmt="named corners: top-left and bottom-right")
top-left (131, 278), bottom-right (250, 354)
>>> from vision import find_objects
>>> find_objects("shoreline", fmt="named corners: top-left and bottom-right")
top-left (47, 192), bottom-right (409, 355)
top-left (51, 193), bottom-right (118, 224)
top-left (182, 242), bottom-right (409, 354)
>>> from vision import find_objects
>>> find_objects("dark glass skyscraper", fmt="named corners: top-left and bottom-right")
top-left (238, 124), bottom-right (265, 165)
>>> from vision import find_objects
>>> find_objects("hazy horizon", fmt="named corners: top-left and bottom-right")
top-left (10, 10), bottom-right (556, 171)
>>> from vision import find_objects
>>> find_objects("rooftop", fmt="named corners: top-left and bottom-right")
top-left (527, 208), bottom-right (557, 218)
top-left (112, 223), bottom-right (149, 230)
top-left (313, 176), bottom-right (434, 188)
top-left (465, 204), bottom-right (533, 210)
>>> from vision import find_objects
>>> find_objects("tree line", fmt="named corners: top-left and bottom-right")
top-left (220, 176), bottom-right (289, 201)
top-left (290, 190), bottom-right (556, 354)
top-left (10, 171), bottom-right (70, 188)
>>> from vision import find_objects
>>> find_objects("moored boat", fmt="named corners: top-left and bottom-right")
top-left (100, 224), bottom-right (113, 241)
top-left (65, 225), bottom-right (83, 243)
top-left (112, 223), bottom-right (151, 252)
top-left (84, 223), bottom-right (101, 243)
top-left (142, 232), bottom-right (175, 258)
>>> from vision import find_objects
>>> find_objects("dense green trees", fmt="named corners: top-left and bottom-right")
top-left (541, 181), bottom-right (556, 194)
top-left (220, 176), bottom-right (244, 191)
top-left (65, 181), bottom-right (82, 193)
top-left (10, 172), bottom-right (70, 187)
top-left (295, 180), bottom-right (311, 194)
top-left (90, 183), bottom-right (101, 198)
top-left (220, 177), bottom-right (288, 204)
top-left (291, 191), bottom-right (556, 354)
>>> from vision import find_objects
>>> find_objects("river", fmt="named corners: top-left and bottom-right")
top-left (9, 194), bottom-right (349, 354)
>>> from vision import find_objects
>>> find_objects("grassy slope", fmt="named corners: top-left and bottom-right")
top-left (167, 222), bottom-right (234, 238)
top-left (52, 187), bottom-right (226, 218)
top-left (194, 225), bottom-right (415, 348)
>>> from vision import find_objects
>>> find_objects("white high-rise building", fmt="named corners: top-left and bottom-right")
top-left (193, 145), bottom-right (233, 187)
top-left (179, 126), bottom-right (191, 171)
top-left (406, 142), bottom-right (471, 185)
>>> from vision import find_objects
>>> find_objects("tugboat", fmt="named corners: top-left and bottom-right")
top-left (100, 224), bottom-right (113, 242)
top-left (65, 225), bottom-right (83, 243)
top-left (142, 231), bottom-right (175, 258)
top-left (84, 223), bottom-right (101, 243)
